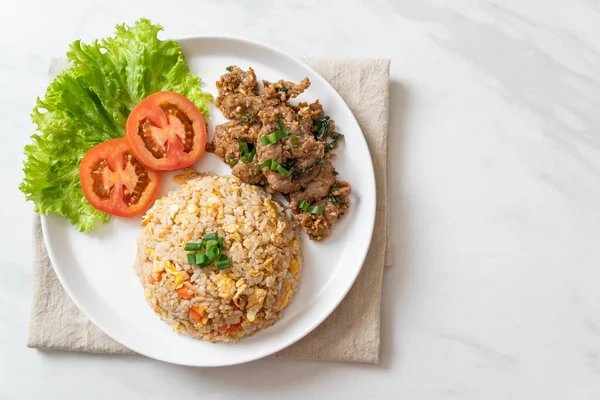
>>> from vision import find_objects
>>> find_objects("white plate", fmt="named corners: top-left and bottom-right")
top-left (42, 36), bottom-right (376, 367)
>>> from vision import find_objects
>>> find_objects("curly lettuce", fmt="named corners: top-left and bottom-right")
top-left (20, 18), bottom-right (212, 232)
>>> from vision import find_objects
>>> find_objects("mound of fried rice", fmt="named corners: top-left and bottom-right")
top-left (133, 173), bottom-right (301, 342)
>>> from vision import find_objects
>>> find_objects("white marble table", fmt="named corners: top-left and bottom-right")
top-left (2, 0), bottom-right (600, 398)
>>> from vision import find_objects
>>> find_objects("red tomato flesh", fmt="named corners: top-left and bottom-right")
top-left (125, 91), bottom-right (207, 171)
top-left (80, 138), bottom-right (160, 217)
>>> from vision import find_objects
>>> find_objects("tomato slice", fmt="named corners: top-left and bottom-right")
top-left (80, 138), bottom-right (160, 217)
top-left (125, 91), bottom-right (207, 171)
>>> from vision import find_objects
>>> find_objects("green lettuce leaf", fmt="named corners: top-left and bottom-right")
top-left (20, 18), bottom-right (212, 232)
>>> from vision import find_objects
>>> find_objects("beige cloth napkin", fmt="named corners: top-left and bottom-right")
top-left (28, 58), bottom-right (391, 364)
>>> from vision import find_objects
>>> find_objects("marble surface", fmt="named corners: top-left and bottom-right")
top-left (1, 0), bottom-right (600, 398)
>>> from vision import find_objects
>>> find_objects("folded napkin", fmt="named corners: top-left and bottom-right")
top-left (28, 58), bottom-right (391, 364)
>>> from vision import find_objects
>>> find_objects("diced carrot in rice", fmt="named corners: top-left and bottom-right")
top-left (228, 323), bottom-right (242, 334)
top-left (190, 307), bottom-right (207, 323)
top-left (178, 286), bottom-right (192, 299)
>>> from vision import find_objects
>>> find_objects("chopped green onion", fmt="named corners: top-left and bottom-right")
top-left (259, 119), bottom-right (289, 146)
top-left (207, 246), bottom-right (220, 262)
top-left (227, 158), bottom-right (237, 168)
top-left (276, 118), bottom-right (289, 135)
top-left (238, 140), bottom-right (249, 154)
top-left (184, 242), bottom-right (202, 251)
top-left (238, 140), bottom-right (256, 163)
top-left (216, 254), bottom-right (230, 269)
top-left (259, 137), bottom-right (268, 146)
top-left (258, 160), bottom-right (270, 169)
top-left (187, 253), bottom-right (197, 264)
top-left (274, 164), bottom-right (290, 176)
top-left (239, 114), bottom-right (253, 123)
top-left (299, 200), bottom-right (310, 211)
top-left (258, 159), bottom-right (291, 177)
top-left (259, 129), bottom-right (288, 146)
top-left (275, 87), bottom-right (288, 93)
top-left (196, 253), bottom-right (208, 266)
top-left (241, 148), bottom-right (256, 163)
top-left (308, 205), bottom-right (324, 215)
top-left (205, 239), bottom-right (218, 253)
top-left (273, 130), bottom-right (287, 143)
top-left (226, 65), bottom-right (236, 72)
top-left (290, 135), bottom-right (298, 149)
top-left (203, 232), bottom-right (218, 241)
top-left (185, 232), bottom-right (229, 269)
top-left (299, 200), bottom-right (324, 215)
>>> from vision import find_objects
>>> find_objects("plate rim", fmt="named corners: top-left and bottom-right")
top-left (41, 34), bottom-right (377, 366)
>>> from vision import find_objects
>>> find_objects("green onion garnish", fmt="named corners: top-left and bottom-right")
top-left (259, 129), bottom-right (287, 146)
top-left (309, 205), bottom-right (324, 214)
top-left (187, 253), bottom-right (197, 264)
top-left (276, 118), bottom-right (288, 134)
top-left (239, 114), bottom-right (253, 123)
top-left (258, 159), bottom-right (291, 177)
top-left (226, 65), bottom-right (236, 72)
top-left (238, 141), bottom-right (249, 154)
top-left (203, 232), bottom-right (218, 241)
top-left (258, 159), bottom-right (270, 169)
top-left (215, 255), bottom-right (230, 270)
top-left (241, 148), bottom-right (256, 163)
top-left (299, 200), bottom-right (310, 211)
top-left (299, 200), bottom-right (324, 215)
top-left (227, 157), bottom-right (238, 168)
top-left (184, 232), bottom-right (229, 268)
top-left (206, 246), bottom-right (220, 262)
top-left (196, 253), bottom-right (208, 266)
top-left (290, 135), bottom-right (298, 149)
top-left (205, 239), bottom-right (218, 253)
top-left (238, 140), bottom-right (256, 163)
top-left (275, 86), bottom-right (288, 93)
top-left (259, 118), bottom-right (289, 146)
top-left (276, 164), bottom-right (291, 176)
top-left (184, 242), bottom-right (202, 251)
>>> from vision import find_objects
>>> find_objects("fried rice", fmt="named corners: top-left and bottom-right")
top-left (133, 173), bottom-right (302, 342)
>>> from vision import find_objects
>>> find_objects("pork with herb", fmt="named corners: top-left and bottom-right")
top-left (208, 67), bottom-right (350, 241)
